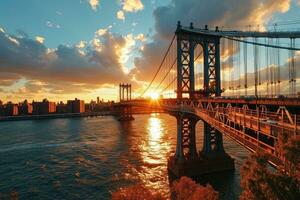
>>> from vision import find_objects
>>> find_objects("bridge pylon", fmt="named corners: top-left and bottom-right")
top-left (168, 22), bottom-right (234, 177)
top-left (116, 83), bottom-right (134, 121)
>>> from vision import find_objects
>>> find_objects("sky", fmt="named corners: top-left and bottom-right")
top-left (0, 0), bottom-right (300, 103)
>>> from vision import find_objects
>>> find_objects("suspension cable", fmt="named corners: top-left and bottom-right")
top-left (223, 35), bottom-right (300, 51)
top-left (139, 34), bottom-right (176, 97)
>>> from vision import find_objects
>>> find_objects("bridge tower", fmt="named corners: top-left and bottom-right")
top-left (117, 83), bottom-right (134, 121)
top-left (168, 22), bottom-right (234, 177)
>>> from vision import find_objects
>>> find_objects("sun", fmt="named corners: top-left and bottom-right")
top-left (150, 92), bottom-right (160, 100)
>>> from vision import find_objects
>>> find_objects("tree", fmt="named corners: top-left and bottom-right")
top-left (111, 184), bottom-right (163, 200)
top-left (171, 177), bottom-right (218, 200)
top-left (240, 136), bottom-right (300, 200)
top-left (112, 177), bottom-right (218, 200)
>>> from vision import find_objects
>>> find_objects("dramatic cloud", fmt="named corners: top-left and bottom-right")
top-left (132, 0), bottom-right (292, 83)
top-left (35, 36), bottom-right (45, 44)
top-left (0, 29), bottom-right (133, 93)
top-left (89, 0), bottom-right (99, 11)
top-left (0, 73), bottom-right (21, 86)
top-left (121, 0), bottom-right (144, 12)
top-left (117, 10), bottom-right (125, 21)
top-left (154, 0), bottom-right (290, 39)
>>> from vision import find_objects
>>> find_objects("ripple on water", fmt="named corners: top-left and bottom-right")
top-left (0, 115), bottom-right (248, 199)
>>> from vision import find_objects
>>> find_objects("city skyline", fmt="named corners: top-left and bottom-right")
top-left (1, 0), bottom-right (300, 103)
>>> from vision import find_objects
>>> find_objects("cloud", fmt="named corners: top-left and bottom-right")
top-left (89, 0), bottom-right (99, 11)
top-left (0, 73), bottom-right (21, 86)
top-left (76, 40), bottom-right (87, 48)
top-left (117, 10), bottom-right (125, 21)
top-left (154, 0), bottom-right (290, 39)
top-left (56, 11), bottom-right (63, 15)
top-left (121, 0), bottom-right (144, 12)
top-left (95, 26), bottom-right (112, 36)
top-left (0, 29), bottom-right (132, 92)
top-left (46, 21), bottom-right (60, 29)
top-left (132, 0), bottom-right (292, 84)
top-left (135, 33), bottom-right (146, 42)
top-left (35, 36), bottom-right (45, 44)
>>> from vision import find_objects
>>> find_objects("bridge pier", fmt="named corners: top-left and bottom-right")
top-left (117, 105), bottom-right (134, 121)
top-left (168, 115), bottom-right (234, 177)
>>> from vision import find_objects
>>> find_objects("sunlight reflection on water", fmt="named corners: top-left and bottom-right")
top-left (138, 113), bottom-right (173, 196)
top-left (0, 114), bottom-right (248, 199)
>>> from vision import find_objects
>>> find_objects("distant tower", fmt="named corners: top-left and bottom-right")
top-left (97, 97), bottom-right (100, 104)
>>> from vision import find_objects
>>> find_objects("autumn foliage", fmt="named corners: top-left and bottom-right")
top-left (112, 177), bottom-right (218, 200)
top-left (171, 177), bottom-right (218, 200)
top-left (111, 184), bottom-right (163, 200)
top-left (240, 136), bottom-right (300, 200)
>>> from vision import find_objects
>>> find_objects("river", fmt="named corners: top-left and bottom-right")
top-left (0, 113), bottom-right (249, 199)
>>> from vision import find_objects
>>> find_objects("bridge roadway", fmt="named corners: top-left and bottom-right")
top-left (121, 98), bottom-right (300, 167)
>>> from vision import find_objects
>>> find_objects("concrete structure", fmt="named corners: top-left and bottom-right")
top-left (5, 102), bottom-right (18, 116)
top-left (67, 98), bottom-right (85, 113)
top-left (32, 99), bottom-right (56, 115)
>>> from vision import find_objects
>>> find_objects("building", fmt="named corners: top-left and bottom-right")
top-left (97, 97), bottom-right (100, 104)
top-left (5, 102), bottom-right (18, 116)
top-left (0, 106), bottom-right (4, 116)
top-left (56, 101), bottom-right (67, 113)
top-left (18, 100), bottom-right (33, 115)
top-left (67, 98), bottom-right (85, 113)
top-left (32, 99), bottom-right (56, 115)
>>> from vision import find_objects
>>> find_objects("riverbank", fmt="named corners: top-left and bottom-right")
top-left (0, 112), bottom-right (114, 122)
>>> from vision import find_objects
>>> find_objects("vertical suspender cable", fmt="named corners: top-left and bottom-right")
top-left (244, 40), bottom-right (248, 96)
top-left (266, 38), bottom-right (269, 97)
top-left (221, 38), bottom-right (225, 94)
top-left (237, 39), bottom-right (241, 97)
top-left (253, 37), bottom-right (258, 98)
top-left (276, 38), bottom-right (280, 95)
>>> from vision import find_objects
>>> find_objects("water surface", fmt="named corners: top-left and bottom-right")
top-left (0, 114), bottom-right (249, 199)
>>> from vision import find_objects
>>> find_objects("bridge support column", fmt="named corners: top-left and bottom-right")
top-left (168, 118), bottom-right (234, 177)
top-left (174, 114), bottom-right (199, 161)
top-left (117, 105), bottom-right (134, 121)
top-left (199, 122), bottom-right (234, 173)
top-left (202, 122), bottom-right (225, 154)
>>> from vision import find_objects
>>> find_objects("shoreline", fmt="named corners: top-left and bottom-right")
top-left (0, 111), bottom-right (165, 122)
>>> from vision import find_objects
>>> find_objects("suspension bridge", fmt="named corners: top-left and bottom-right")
top-left (116, 21), bottom-right (300, 177)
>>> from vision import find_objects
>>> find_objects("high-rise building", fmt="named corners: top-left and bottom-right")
top-left (97, 97), bottom-right (100, 104)
top-left (67, 98), bottom-right (85, 113)
top-left (18, 100), bottom-right (33, 115)
top-left (56, 101), bottom-right (67, 113)
top-left (32, 99), bottom-right (56, 115)
top-left (5, 102), bottom-right (18, 116)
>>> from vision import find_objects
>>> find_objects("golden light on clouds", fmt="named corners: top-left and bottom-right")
top-left (122, 0), bottom-right (144, 12)
top-left (89, 0), bottom-right (99, 11)
top-left (76, 40), bottom-right (87, 49)
top-left (117, 10), bottom-right (125, 21)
